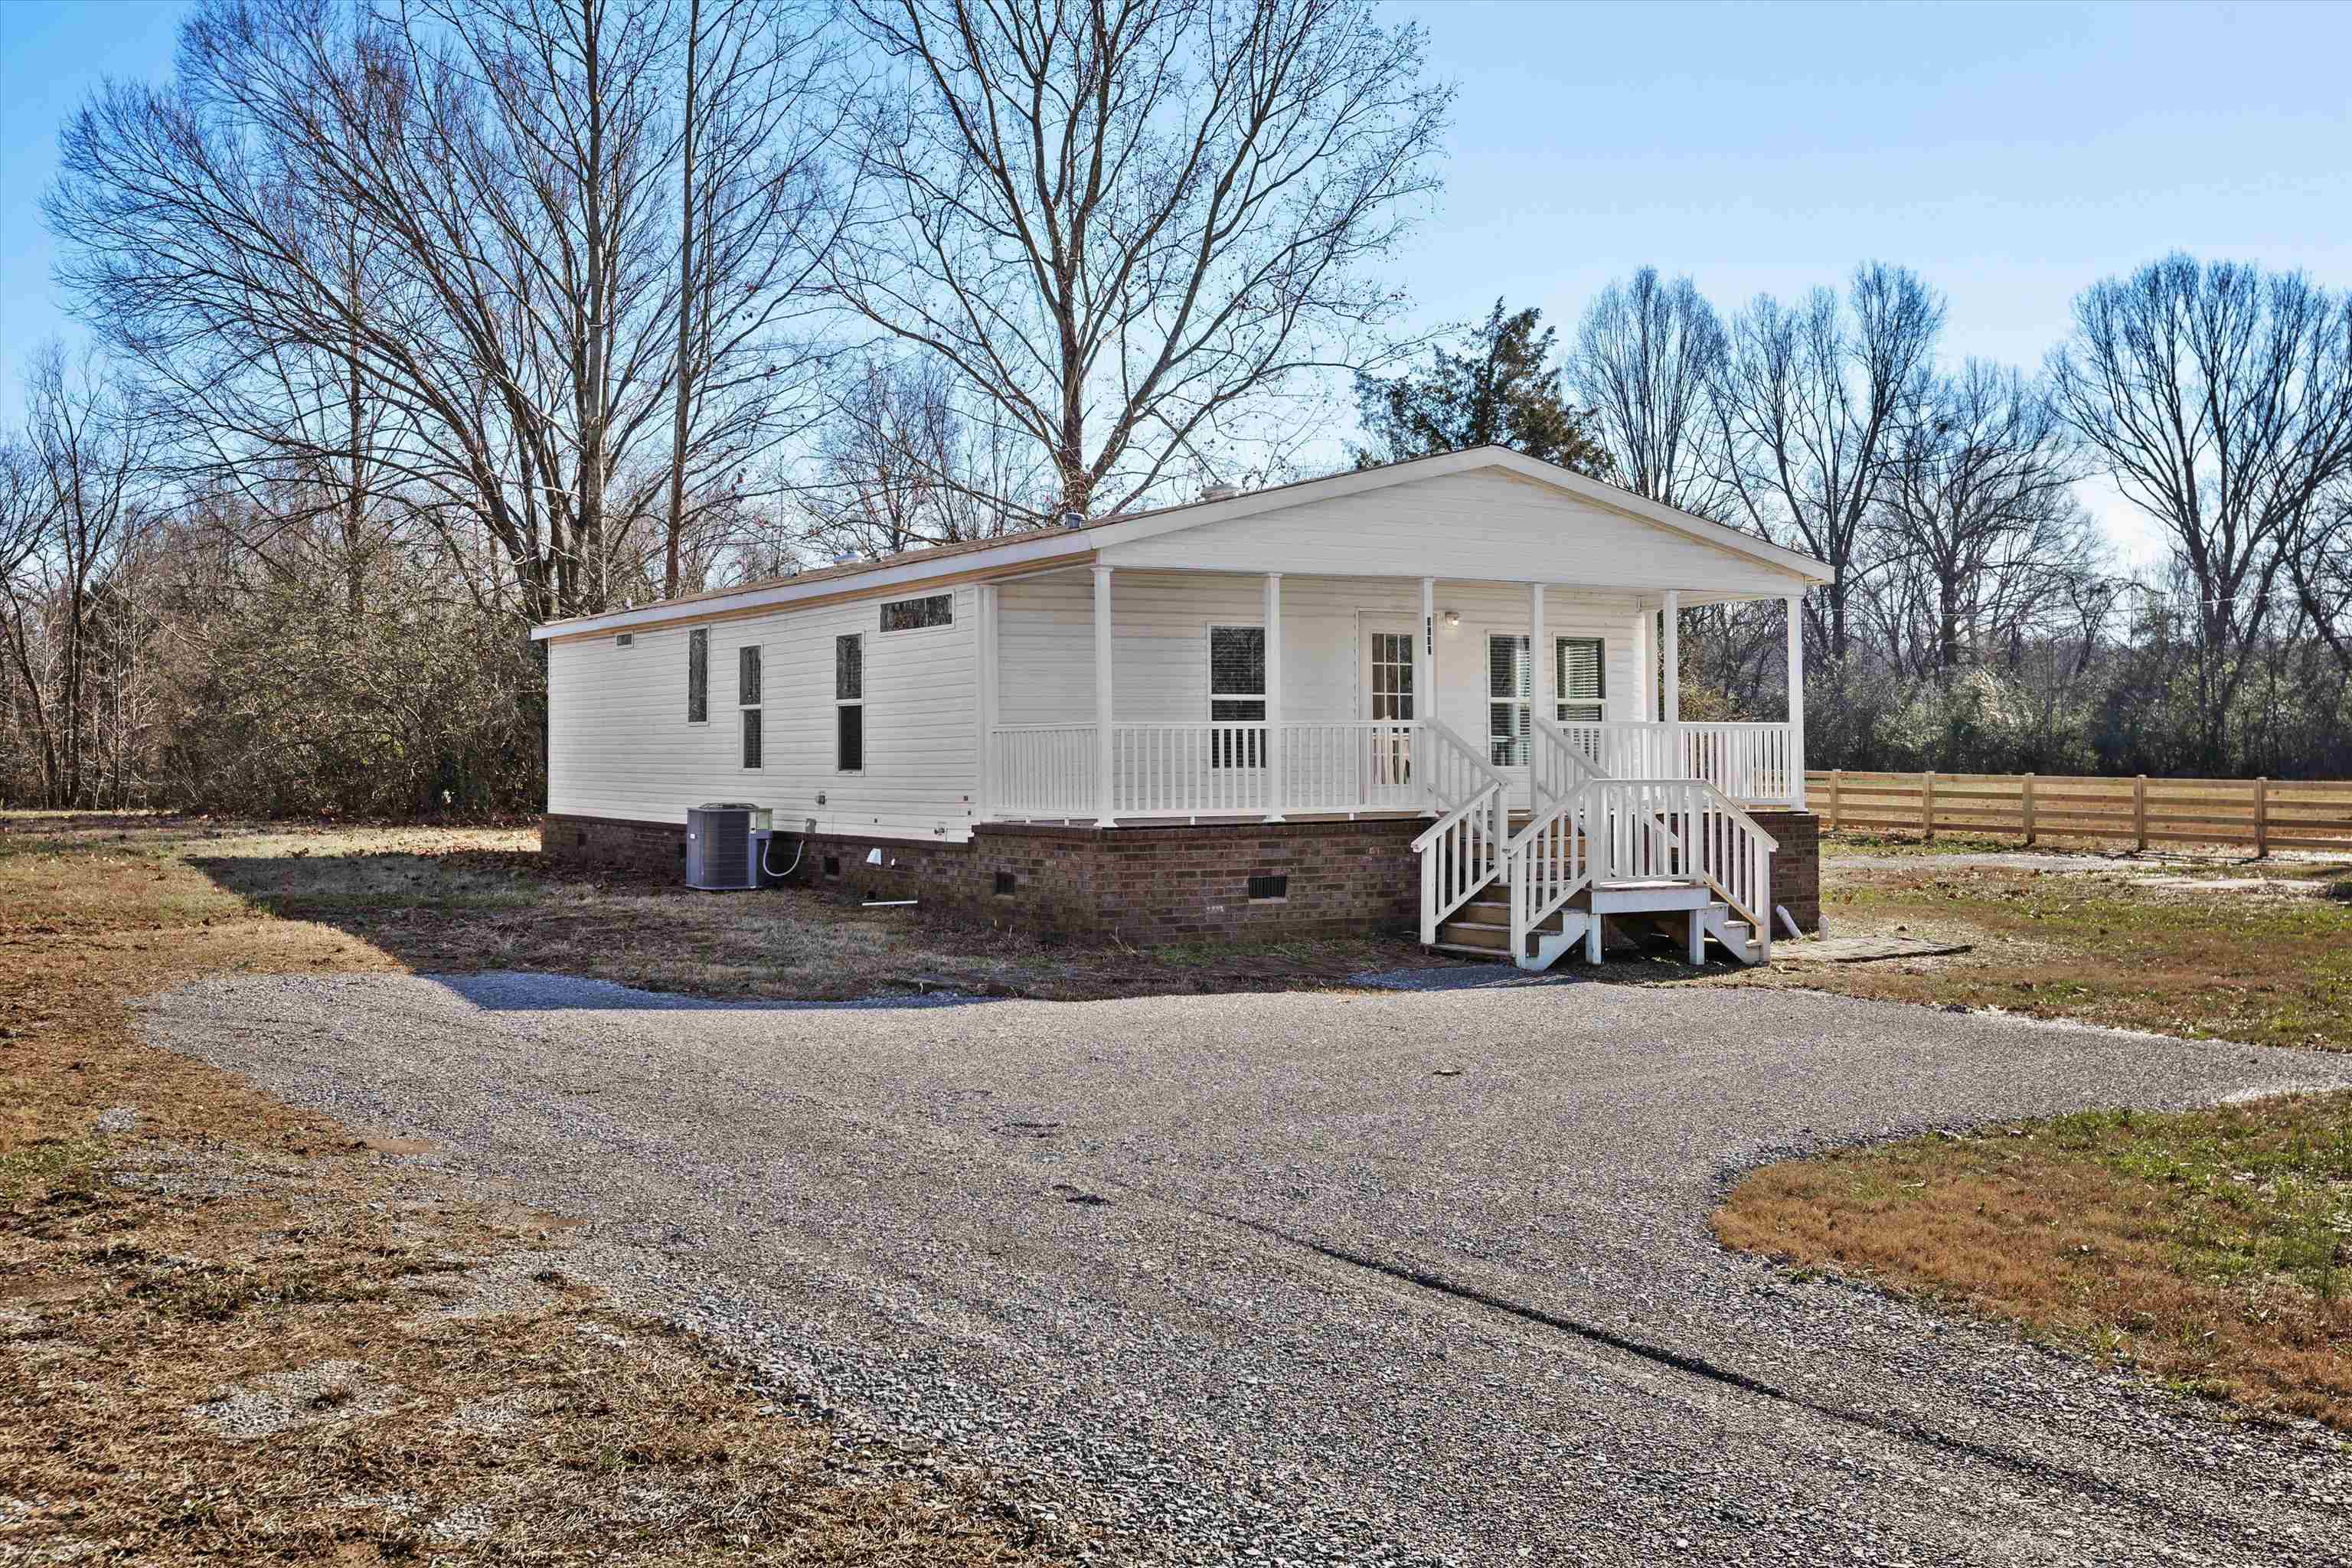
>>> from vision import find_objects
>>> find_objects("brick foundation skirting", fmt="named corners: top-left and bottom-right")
top-left (1746, 808), bottom-right (1821, 933)
top-left (543, 812), bottom-right (1422, 944)
top-left (542, 808), bottom-right (1820, 944)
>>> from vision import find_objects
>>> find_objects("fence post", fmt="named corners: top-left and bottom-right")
top-left (1829, 768), bottom-right (1843, 830)
top-left (2254, 776), bottom-right (2269, 858)
top-left (1921, 770), bottom-right (1936, 842)
top-left (2021, 773), bottom-right (2036, 846)
top-left (2133, 774), bottom-right (2148, 851)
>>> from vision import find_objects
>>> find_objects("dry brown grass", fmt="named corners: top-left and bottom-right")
top-left (1719, 836), bottom-right (2352, 1052)
top-left (0, 813), bottom-right (1091, 1565)
top-left (1, 814), bottom-right (1459, 1005)
top-left (1714, 1093), bottom-right (2352, 1430)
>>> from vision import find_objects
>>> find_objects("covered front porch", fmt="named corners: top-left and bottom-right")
top-left (973, 567), bottom-right (1807, 826)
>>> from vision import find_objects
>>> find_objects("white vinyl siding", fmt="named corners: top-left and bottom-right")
top-left (992, 570), bottom-right (1640, 741)
top-left (545, 584), bottom-right (980, 839)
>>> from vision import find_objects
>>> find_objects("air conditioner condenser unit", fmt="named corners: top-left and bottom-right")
top-left (685, 802), bottom-right (772, 891)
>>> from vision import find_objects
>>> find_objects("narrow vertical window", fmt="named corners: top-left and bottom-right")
top-left (1555, 637), bottom-right (1606, 724)
top-left (835, 632), bottom-right (864, 772)
top-left (1488, 634), bottom-right (1530, 767)
top-left (1208, 624), bottom-right (1266, 767)
top-left (740, 645), bottom-right (763, 769)
top-left (687, 628), bottom-right (708, 724)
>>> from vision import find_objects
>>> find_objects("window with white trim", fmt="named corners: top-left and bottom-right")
top-left (687, 628), bottom-right (708, 724)
top-left (1208, 624), bottom-right (1265, 767)
top-left (1555, 636), bottom-right (1605, 724)
top-left (739, 645), bottom-right (763, 769)
top-left (835, 633), bottom-right (864, 773)
top-left (880, 593), bottom-right (952, 632)
top-left (1488, 634), bottom-right (1530, 768)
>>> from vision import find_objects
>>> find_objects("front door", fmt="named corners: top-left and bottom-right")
top-left (1361, 624), bottom-right (1418, 808)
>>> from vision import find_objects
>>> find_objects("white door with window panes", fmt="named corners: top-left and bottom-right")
top-left (1360, 624), bottom-right (1419, 809)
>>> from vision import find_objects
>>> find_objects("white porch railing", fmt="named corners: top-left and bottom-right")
top-left (985, 718), bottom-right (1800, 821)
top-left (992, 724), bottom-right (1097, 818)
top-left (1556, 721), bottom-right (1798, 805)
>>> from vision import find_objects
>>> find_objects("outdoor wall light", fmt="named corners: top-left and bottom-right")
top-left (1443, 609), bottom-right (1462, 629)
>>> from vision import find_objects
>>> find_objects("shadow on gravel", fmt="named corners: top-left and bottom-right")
top-left (430, 972), bottom-right (1009, 1014)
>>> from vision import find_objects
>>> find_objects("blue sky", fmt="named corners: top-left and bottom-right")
top-left (5, 0), bottom-right (2350, 563)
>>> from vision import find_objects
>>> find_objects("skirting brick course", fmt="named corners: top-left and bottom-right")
top-left (1747, 808), bottom-right (1821, 933)
top-left (541, 807), bottom-right (1821, 944)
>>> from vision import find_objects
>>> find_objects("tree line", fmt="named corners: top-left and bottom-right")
top-left (1354, 261), bottom-right (2352, 783)
top-left (5, 0), bottom-right (2350, 815)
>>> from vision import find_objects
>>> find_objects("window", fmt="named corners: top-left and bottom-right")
top-left (835, 632), bottom-right (864, 773)
top-left (614, 632), bottom-right (634, 648)
top-left (1209, 624), bottom-right (1266, 767)
top-left (1488, 635), bottom-right (1530, 767)
top-left (687, 628), bottom-right (708, 723)
top-left (1491, 635), bottom-right (1610, 760)
top-left (993, 871), bottom-right (1018, 897)
top-left (1368, 631), bottom-right (1414, 721)
top-left (1556, 637), bottom-right (1606, 724)
top-left (739, 644), bottom-right (763, 768)
top-left (880, 593), bottom-right (953, 632)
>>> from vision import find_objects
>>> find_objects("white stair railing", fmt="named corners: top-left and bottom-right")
top-left (1412, 720), bottom-right (1511, 942)
top-left (1583, 777), bottom-right (1778, 939)
top-left (1507, 720), bottom-right (1607, 954)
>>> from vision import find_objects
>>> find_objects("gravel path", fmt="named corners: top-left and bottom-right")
top-left (143, 974), bottom-right (2352, 1567)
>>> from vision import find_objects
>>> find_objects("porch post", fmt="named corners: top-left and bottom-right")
top-left (1263, 572), bottom-right (1285, 821)
top-left (1530, 581), bottom-right (1550, 721)
top-left (1785, 591), bottom-right (1807, 808)
top-left (1418, 576), bottom-right (1436, 811)
top-left (1632, 604), bottom-right (1655, 721)
top-left (1092, 565), bottom-right (1116, 827)
top-left (975, 583), bottom-right (999, 820)
top-left (1661, 590), bottom-right (1681, 776)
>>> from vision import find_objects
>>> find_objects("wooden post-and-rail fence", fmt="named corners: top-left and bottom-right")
top-left (1810, 769), bottom-right (2352, 856)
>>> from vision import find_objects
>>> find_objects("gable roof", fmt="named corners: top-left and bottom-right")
top-left (530, 446), bottom-right (1831, 641)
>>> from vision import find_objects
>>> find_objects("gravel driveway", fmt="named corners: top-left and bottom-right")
top-left (144, 974), bottom-right (2352, 1566)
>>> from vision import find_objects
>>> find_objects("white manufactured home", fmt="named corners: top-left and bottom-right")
top-left (533, 447), bottom-right (1831, 969)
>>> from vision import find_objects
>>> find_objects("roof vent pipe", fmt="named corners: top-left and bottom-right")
top-left (1201, 482), bottom-right (1240, 501)
top-left (1060, 509), bottom-right (1086, 530)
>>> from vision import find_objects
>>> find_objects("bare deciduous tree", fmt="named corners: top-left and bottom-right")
top-left (811, 354), bottom-right (1038, 557)
top-left (1713, 263), bottom-right (1944, 662)
top-left (1, 348), bottom-right (157, 806)
top-left (1877, 361), bottom-right (2095, 678)
top-left (1570, 268), bottom-right (1730, 515)
top-left (2049, 254), bottom-right (2352, 762)
top-left (664, 0), bottom-right (845, 596)
top-left (48, 0), bottom-right (836, 622)
top-left (831, 0), bottom-right (1451, 519)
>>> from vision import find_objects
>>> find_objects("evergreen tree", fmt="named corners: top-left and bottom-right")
top-left (1352, 300), bottom-right (1613, 475)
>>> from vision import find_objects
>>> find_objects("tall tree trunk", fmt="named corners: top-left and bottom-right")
top-left (665, 0), bottom-right (701, 599)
